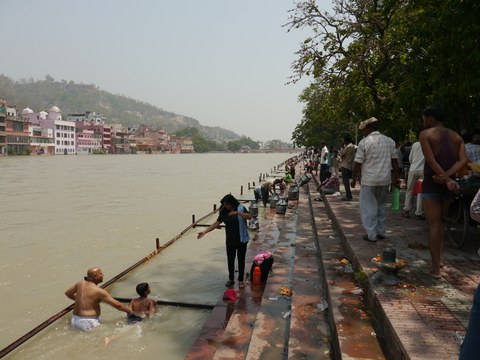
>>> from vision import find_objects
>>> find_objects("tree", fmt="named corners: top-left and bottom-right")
top-left (226, 141), bottom-right (242, 152)
top-left (287, 0), bottom-right (480, 146)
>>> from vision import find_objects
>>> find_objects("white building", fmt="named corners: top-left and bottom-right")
top-left (67, 111), bottom-right (105, 125)
top-left (22, 106), bottom-right (76, 155)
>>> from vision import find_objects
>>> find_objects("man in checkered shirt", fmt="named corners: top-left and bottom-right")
top-left (351, 117), bottom-right (400, 242)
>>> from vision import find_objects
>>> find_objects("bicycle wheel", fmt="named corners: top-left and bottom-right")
top-left (445, 198), bottom-right (469, 248)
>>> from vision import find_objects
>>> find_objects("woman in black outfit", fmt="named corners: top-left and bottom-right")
top-left (197, 194), bottom-right (252, 288)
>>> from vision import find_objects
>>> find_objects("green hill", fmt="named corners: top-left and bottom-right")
top-left (0, 74), bottom-right (239, 142)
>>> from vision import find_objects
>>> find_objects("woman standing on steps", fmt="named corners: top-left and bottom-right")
top-left (197, 194), bottom-right (252, 289)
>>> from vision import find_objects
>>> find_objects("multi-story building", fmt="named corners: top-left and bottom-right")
top-left (110, 124), bottom-right (134, 154)
top-left (0, 97), bottom-right (6, 155)
top-left (6, 105), bottom-right (30, 155)
top-left (137, 125), bottom-right (174, 152)
top-left (178, 136), bottom-right (194, 153)
top-left (23, 107), bottom-right (55, 155)
top-left (28, 125), bottom-right (55, 155)
top-left (76, 128), bottom-right (97, 154)
top-left (168, 135), bottom-right (194, 153)
top-left (67, 111), bottom-right (105, 125)
top-left (75, 121), bottom-right (111, 153)
top-left (129, 134), bottom-right (155, 153)
top-left (22, 106), bottom-right (76, 155)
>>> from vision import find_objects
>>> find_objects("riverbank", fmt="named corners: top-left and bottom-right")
top-left (0, 153), bottom-right (294, 359)
top-left (185, 164), bottom-right (480, 359)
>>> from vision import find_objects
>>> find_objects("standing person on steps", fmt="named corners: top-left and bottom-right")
top-left (319, 142), bottom-right (329, 182)
top-left (351, 117), bottom-right (399, 242)
top-left (197, 194), bottom-right (252, 289)
top-left (338, 134), bottom-right (356, 201)
top-left (420, 105), bottom-right (467, 279)
top-left (402, 140), bottom-right (425, 219)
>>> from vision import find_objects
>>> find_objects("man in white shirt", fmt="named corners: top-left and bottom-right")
top-left (351, 117), bottom-right (399, 242)
top-left (319, 143), bottom-right (329, 182)
top-left (403, 141), bottom-right (425, 219)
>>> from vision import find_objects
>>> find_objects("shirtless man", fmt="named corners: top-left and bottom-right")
top-left (420, 106), bottom-right (467, 279)
top-left (127, 282), bottom-right (157, 324)
top-left (260, 178), bottom-right (283, 206)
top-left (65, 267), bottom-right (131, 331)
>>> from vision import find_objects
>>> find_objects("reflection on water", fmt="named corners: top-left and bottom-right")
top-left (0, 152), bottom-right (293, 359)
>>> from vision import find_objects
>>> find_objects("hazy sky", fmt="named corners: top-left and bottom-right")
top-left (2, 0), bottom-right (332, 142)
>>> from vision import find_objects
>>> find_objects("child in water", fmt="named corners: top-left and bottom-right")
top-left (127, 282), bottom-right (157, 324)
top-left (104, 282), bottom-right (157, 347)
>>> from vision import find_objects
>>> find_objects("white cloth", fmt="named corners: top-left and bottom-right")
top-left (71, 314), bottom-right (100, 331)
top-left (408, 142), bottom-right (425, 172)
top-left (470, 188), bottom-right (480, 224)
top-left (320, 146), bottom-right (329, 165)
top-left (359, 185), bottom-right (388, 240)
top-left (466, 143), bottom-right (480, 163)
top-left (354, 131), bottom-right (397, 186)
top-left (403, 170), bottom-right (424, 215)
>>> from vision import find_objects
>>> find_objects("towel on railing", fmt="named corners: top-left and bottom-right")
top-left (238, 204), bottom-right (250, 243)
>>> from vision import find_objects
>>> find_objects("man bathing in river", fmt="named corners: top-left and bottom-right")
top-left (65, 267), bottom-right (131, 331)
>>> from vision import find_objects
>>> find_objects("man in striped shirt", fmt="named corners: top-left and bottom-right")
top-left (351, 117), bottom-right (399, 242)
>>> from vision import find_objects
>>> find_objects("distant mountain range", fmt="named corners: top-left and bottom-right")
top-left (0, 74), bottom-right (240, 142)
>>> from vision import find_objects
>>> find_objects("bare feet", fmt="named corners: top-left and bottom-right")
top-left (425, 270), bottom-right (442, 280)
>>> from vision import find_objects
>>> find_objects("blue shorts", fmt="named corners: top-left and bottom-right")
top-left (127, 314), bottom-right (144, 324)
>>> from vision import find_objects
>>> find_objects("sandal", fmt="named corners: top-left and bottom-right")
top-left (238, 281), bottom-right (245, 288)
top-left (362, 234), bottom-right (377, 242)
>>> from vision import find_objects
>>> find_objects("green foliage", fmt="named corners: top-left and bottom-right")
top-left (225, 136), bottom-right (260, 152)
top-left (175, 126), bottom-right (224, 153)
top-left (226, 141), bottom-right (242, 152)
top-left (92, 149), bottom-right (107, 155)
top-left (286, 0), bottom-right (480, 147)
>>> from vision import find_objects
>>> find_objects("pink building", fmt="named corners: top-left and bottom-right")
top-left (22, 106), bottom-right (76, 155)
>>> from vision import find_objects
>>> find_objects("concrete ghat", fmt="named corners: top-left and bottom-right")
top-left (185, 165), bottom-right (480, 359)
top-left (321, 178), bottom-right (480, 360)
top-left (186, 168), bottom-right (385, 360)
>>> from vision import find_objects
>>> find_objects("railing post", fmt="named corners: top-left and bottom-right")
top-left (156, 238), bottom-right (160, 249)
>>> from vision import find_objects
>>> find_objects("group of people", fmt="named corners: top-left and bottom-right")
top-left (65, 267), bottom-right (157, 331)
top-left (345, 107), bottom-right (467, 280)
top-left (65, 107), bottom-right (479, 357)
top-left (65, 161), bottom-right (299, 334)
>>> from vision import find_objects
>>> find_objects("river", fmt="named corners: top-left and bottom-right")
top-left (0, 152), bottom-right (295, 359)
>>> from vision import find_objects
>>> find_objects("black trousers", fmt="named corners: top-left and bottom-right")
top-left (226, 242), bottom-right (248, 282)
top-left (341, 167), bottom-right (353, 199)
top-left (320, 164), bottom-right (329, 182)
top-left (261, 186), bottom-right (269, 206)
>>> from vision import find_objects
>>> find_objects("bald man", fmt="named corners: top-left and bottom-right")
top-left (65, 267), bottom-right (131, 331)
